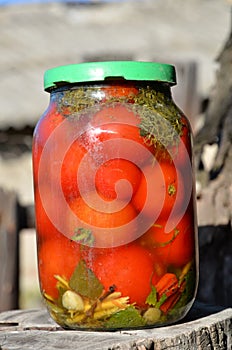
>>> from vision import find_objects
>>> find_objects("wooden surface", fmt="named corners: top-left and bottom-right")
top-left (0, 302), bottom-right (231, 350)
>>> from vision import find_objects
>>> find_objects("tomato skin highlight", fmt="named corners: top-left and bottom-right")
top-left (33, 104), bottom-right (65, 186)
top-left (92, 244), bottom-right (157, 307)
top-left (95, 158), bottom-right (141, 200)
top-left (34, 188), bottom-right (60, 240)
top-left (34, 103), bottom-right (65, 147)
top-left (80, 104), bottom-right (154, 166)
top-left (61, 140), bottom-right (96, 202)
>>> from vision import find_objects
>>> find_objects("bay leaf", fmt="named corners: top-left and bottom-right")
top-left (69, 260), bottom-right (103, 299)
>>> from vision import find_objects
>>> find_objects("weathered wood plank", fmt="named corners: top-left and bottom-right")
top-left (0, 305), bottom-right (231, 350)
top-left (0, 188), bottom-right (19, 311)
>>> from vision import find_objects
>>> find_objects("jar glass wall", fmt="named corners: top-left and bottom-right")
top-left (33, 62), bottom-right (198, 330)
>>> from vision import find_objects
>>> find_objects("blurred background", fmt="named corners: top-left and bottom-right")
top-left (0, 0), bottom-right (231, 310)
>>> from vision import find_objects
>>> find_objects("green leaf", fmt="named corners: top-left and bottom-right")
top-left (145, 286), bottom-right (157, 306)
top-left (156, 293), bottom-right (168, 308)
top-left (104, 306), bottom-right (146, 329)
top-left (69, 260), bottom-right (103, 299)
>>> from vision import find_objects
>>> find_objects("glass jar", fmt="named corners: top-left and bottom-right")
top-left (33, 61), bottom-right (198, 330)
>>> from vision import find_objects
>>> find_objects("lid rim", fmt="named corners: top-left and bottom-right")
top-left (44, 61), bottom-right (176, 91)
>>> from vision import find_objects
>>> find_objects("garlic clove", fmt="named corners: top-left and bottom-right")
top-left (143, 307), bottom-right (161, 324)
top-left (62, 290), bottom-right (85, 312)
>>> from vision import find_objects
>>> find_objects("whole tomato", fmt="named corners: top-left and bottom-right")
top-left (132, 161), bottom-right (184, 222)
top-left (61, 140), bottom-right (96, 202)
top-left (80, 104), bottom-right (154, 167)
top-left (139, 212), bottom-right (195, 268)
top-left (33, 103), bottom-right (72, 189)
top-left (38, 233), bottom-right (81, 298)
top-left (95, 158), bottom-right (141, 200)
top-left (92, 244), bottom-right (157, 307)
top-left (69, 191), bottom-right (138, 248)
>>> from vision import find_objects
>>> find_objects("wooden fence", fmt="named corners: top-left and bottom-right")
top-left (0, 188), bottom-right (34, 311)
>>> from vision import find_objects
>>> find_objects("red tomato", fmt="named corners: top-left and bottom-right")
top-left (34, 103), bottom-right (65, 148)
top-left (95, 158), bottom-right (141, 200)
top-left (33, 104), bottom-right (72, 189)
top-left (101, 85), bottom-right (139, 99)
top-left (34, 188), bottom-right (61, 240)
top-left (35, 184), bottom-right (82, 242)
top-left (80, 246), bottom-right (114, 271)
top-left (38, 234), bottom-right (81, 298)
top-left (92, 104), bottom-right (140, 126)
top-left (69, 192), bottom-right (138, 247)
top-left (132, 161), bottom-right (184, 221)
top-left (32, 143), bottom-right (41, 188)
top-left (61, 140), bottom-right (96, 202)
top-left (92, 244), bottom-right (156, 307)
top-left (140, 213), bottom-right (195, 267)
top-left (80, 104), bottom-right (154, 166)
top-left (135, 239), bottom-right (167, 282)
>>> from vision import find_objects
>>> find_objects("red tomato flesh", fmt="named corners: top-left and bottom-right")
top-left (95, 158), bottom-right (141, 200)
top-left (92, 244), bottom-right (157, 307)
top-left (132, 161), bottom-right (184, 221)
top-left (139, 213), bottom-right (195, 267)
top-left (69, 192), bottom-right (138, 247)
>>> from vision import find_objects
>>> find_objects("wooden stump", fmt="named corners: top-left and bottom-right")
top-left (0, 303), bottom-right (231, 349)
top-left (194, 13), bottom-right (232, 312)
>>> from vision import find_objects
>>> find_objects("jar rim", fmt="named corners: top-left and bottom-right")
top-left (44, 61), bottom-right (176, 91)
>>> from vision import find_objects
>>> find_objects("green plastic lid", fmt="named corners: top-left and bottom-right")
top-left (44, 61), bottom-right (176, 91)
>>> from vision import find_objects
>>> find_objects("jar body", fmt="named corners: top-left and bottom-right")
top-left (33, 81), bottom-right (198, 330)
